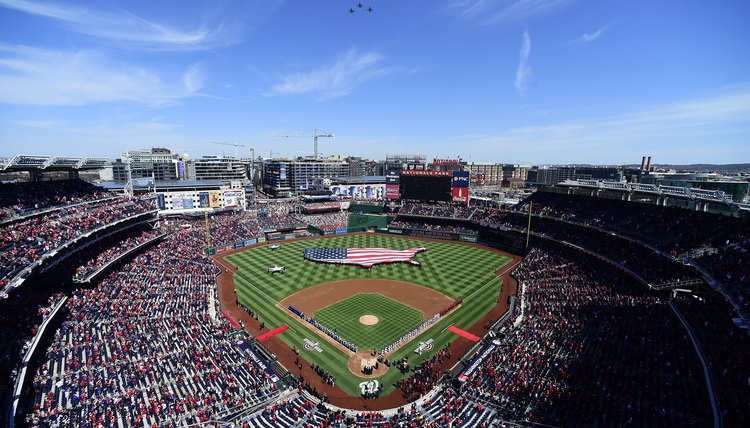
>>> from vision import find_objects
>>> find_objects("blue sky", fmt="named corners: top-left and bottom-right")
top-left (1, 0), bottom-right (748, 165)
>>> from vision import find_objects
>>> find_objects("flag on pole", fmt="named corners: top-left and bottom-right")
top-left (304, 247), bottom-right (426, 268)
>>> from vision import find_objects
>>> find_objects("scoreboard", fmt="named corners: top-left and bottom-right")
top-left (398, 170), bottom-right (470, 203)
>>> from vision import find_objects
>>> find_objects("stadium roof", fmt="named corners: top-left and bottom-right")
top-left (98, 179), bottom-right (228, 191)
top-left (0, 154), bottom-right (109, 172)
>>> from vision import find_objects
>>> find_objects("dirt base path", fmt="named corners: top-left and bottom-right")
top-left (214, 233), bottom-right (523, 411)
top-left (281, 279), bottom-right (453, 320)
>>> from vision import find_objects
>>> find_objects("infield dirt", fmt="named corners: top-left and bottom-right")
top-left (281, 279), bottom-right (453, 320)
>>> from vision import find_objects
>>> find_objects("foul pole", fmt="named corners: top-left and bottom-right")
top-left (525, 201), bottom-right (533, 250)
top-left (204, 208), bottom-right (211, 251)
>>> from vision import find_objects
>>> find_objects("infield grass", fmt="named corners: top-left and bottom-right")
top-left (226, 233), bottom-right (512, 397)
top-left (314, 293), bottom-right (425, 350)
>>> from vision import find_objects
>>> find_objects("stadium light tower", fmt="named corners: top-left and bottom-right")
top-left (123, 149), bottom-right (134, 197)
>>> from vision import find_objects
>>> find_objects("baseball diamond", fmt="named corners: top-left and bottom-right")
top-left (225, 233), bottom-right (512, 398)
top-left (313, 293), bottom-right (426, 350)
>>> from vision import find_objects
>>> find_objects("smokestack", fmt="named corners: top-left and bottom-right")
top-left (646, 156), bottom-right (652, 172)
top-left (640, 156), bottom-right (647, 171)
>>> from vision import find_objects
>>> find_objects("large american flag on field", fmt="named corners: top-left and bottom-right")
top-left (304, 247), bottom-right (426, 268)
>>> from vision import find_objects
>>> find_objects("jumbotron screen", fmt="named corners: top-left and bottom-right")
top-left (399, 173), bottom-right (452, 201)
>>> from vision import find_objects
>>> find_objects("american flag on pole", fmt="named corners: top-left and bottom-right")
top-left (304, 247), bottom-right (426, 268)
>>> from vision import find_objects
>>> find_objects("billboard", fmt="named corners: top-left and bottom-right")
top-left (133, 177), bottom-right (154, 188)
top-left (452, 171), bottom-right (470, 187)
top-left (400, 174), bottom-right (452, 201)
top-left (183, 197), bottom-right (195, 209)
top-left (223, 190), bottom-right (244, 208)
top-left (400, 170), bottom-right (451, 177)
top-left (209, 191), bottom-right (221, 208)
top-left (452, 187), bottom-right (469, 203)
top-left (171, 193), bottom-right (183, 209)
top-left (156, 194), bottom-right (165, 210)
top-left (330, 184), bottom-right (385, 200)
top-left (385, 184), bottom-right (400, 200)
top-left (199, 192), bottom-right (210, 208)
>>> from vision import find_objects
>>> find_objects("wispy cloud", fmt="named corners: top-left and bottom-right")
top-left (515, 29), bottom-right (531, 97)
top-left (568, 23), bottom-right (613, 45)
top-left (0, 0), bottom-right (241, 51)
top-left (449, 0), bottom-right (575, 25)
top-left (266, 49), bottom-right (408, 100)
top-left (0, 44), bottom-right (205, 106)
top-left (468, 87), bottom-right (750, 163)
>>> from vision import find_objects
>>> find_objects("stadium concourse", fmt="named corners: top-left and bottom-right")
top-left (1, 180), bottom-right (748, 427)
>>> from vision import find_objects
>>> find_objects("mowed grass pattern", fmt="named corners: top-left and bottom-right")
top-left (226, 233), bottom-right (512, 397)
top-left (314, 294), bottom-right (424, 350)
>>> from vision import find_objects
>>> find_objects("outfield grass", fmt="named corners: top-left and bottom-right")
top-left (314, 293), bottom-right (425, 350)
top-left (226, 233), bottom-right (512, 397)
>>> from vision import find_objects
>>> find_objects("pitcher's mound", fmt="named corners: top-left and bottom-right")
top-left (359, 315), bottom-right (379, 325)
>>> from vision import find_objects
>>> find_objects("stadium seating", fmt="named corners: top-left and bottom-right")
top-left (5, 184), bottom-right (748, 427)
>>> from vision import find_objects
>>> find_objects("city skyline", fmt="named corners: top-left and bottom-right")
top-left (1, 0), bottom-right (749, 164)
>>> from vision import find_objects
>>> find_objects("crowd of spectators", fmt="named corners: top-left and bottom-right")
top-left (255, 201), bottom-right (303, 230)
top-left (0, 179), bottom-right (108, 221)
top-left (0, 291), bottom-right (65, 411)
top-left (395, 345), bottom-right (452, 402)
top-left (514, 191), bottom-right (749, 256)
top-left (296, 212), bottom-right (348, 231)
top-left (694, 240), bottom-right (750, 314)
top-left (400, 202), bottom-right (476, 219)
top-left (7, 183), bottom-right (749, 426)
top-left (27, 235), bottom-right (279, 427)
top-left (671, 296), bottom-right (750, 427)
top-left (73, 230), bottom-right (159, 280)
top-left (1, 196), bottom-right (155, 293)
top-left (458, 243), bottom-right (711, 426)
top-left (238, 387), bottom-right (497, 428)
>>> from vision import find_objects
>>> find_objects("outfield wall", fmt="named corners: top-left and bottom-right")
top-left (381, 227), bottom-right (478, 243)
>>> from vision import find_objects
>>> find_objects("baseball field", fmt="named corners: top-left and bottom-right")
top-left (226, 233), bottom-right (512, 397)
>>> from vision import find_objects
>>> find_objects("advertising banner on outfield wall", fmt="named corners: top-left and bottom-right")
top-left (385, 228), bottom-right (478, 242)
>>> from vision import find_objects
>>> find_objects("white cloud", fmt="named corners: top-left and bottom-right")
top-left (449, 0), bottom-right (575, 25)
top-left (0, 44), bottom-right (205, 106)
top-left (515, 29), bottom-right (531, 97)
top-left (568, 23), bottom-right (612, 45)
top-left (469, 87), bottom-right (750, 162)
top-left (266, 49), bottom-right (407, 100)
top-left (0, 0), bottom-right (241, 51)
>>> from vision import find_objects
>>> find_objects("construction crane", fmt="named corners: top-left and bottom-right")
top-left (212, 141), bottom-right (245, 158)
top-left (281, 129), bottom-right (335, 159)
